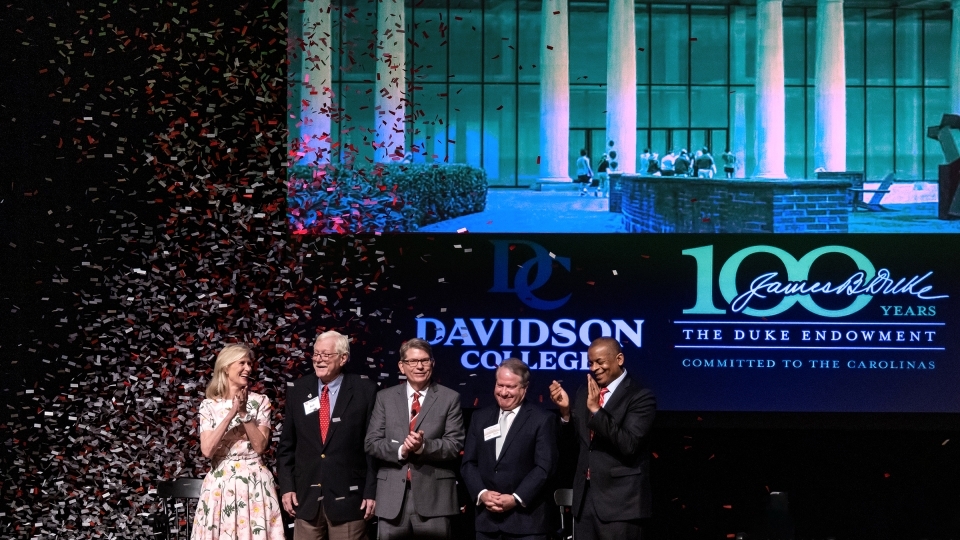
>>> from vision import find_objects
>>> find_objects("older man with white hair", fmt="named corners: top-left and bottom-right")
top-left (278, 330), bottom-right (379, 540)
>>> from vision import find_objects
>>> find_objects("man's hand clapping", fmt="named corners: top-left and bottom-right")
top-left (548, 380), bottom-right (570, 421)
top-left (585, 374), bottom-right (601, 414)
top-left (400, 430), bottom-right (425, 459)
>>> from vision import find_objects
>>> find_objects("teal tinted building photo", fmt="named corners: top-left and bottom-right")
top-left (287, 0), bottom-right (960, 234)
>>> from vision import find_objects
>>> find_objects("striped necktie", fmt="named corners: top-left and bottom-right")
top-left (406, 392), bottom-right (421, 482)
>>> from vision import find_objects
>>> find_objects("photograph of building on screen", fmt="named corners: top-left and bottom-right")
top-left (287, 0), bottom-right (960, 234)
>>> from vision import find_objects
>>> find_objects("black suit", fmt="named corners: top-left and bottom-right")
top-left (461, 402), bottom-right (558, 538)
top-left (277, 373), bottom-right (378, 523)
top-left (567, 374), bottom-right (655, 536)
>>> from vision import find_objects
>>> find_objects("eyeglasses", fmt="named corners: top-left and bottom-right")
top-left (311, 351), bottom-right (342, 360)
top-left (400, 359), bottom-right (432, 367)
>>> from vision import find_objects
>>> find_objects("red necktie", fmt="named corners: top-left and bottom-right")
top-left (318, 385), bottom-right (330, 444)
top-left (407, 392), bottom-right (420, 481)
top-left (587, 388), bottom-right (610, 480)
top-left (410, 391), bottom-right (421, 432)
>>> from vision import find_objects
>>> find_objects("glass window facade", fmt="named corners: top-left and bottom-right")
top-left (289, 1), bottom-right (953, 185)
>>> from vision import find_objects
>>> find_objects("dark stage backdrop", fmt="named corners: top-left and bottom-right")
top-left (2, 2), bottom-right (960, 540)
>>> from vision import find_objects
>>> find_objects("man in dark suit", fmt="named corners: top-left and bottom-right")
top-left (549, 337), bottom-right (656, 540)
top-left (277, 330), bottom-right (378, 540)
top-left (364, 338), bottom-right (465, 540)
top-left (461, 358), bottom-right (558, 540)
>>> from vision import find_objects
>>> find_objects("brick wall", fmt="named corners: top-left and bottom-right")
top-left (619, 176), bottom-right (852, 233)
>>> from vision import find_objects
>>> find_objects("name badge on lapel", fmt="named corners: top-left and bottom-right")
top-left (483, 424), bottom-right (501, 441)
top-left (303, 396), bottom-right (320, 415)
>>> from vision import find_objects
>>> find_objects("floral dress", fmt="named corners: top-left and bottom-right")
top-left (191, 392), bottom-right (285, 540)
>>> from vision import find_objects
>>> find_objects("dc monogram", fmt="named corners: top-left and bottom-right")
top-left (489, 240), bottom-right (571, 310)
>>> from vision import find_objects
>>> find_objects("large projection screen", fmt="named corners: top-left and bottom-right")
top-left (285, 1), bottom-right (960, 417)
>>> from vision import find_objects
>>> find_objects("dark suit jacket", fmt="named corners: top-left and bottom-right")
top-left (461, 402), bottom-right (558, 535)
top-left (364, 381), bottom-right (465, 520)
top-left (567, 374), bottom-right (656, 522)
top-left (276, 372), bottom-right (378, 523)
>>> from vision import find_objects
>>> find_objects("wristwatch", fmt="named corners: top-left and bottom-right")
top-left (239, 414), bottom-right (255, 423)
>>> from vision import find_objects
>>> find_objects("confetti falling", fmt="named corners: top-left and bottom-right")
top-left (0, 2), bottom-right (401, 538)
top-left (3, 2), bottom-right (960, 540)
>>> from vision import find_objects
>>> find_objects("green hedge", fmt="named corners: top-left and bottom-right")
top-left (288, 163), bottom-right (488, 234)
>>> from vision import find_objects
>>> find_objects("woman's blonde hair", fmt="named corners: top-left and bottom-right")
top-left (205, 344), bottom-right (254, 399)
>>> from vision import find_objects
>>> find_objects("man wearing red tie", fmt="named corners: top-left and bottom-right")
top-left (549, 337), bottom-right (657, 540)
top-left (277, 330), bottom-right (378, 540)
top-left (365, 338), bottom-right (465, 539)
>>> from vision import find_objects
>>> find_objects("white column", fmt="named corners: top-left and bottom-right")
top-left (538, 0), bottom-right (571, 183)
top-left (298, 0), bottom-right (333, 166)
top-left (733, 92), bottom-right (747, 178)
top-left (753, 0), bottom-right (787, 179)
top-left (375, 0), bottom-right (406, 163)
top-left (606, 0), bottom-right (636, 174)
top-left (814, 0), bottom-right (846, 172)
top-left (952, 0), bottom-right (960, 114)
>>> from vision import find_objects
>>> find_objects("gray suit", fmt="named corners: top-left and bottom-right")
top-left (364, 382), bottom-right (464, 538)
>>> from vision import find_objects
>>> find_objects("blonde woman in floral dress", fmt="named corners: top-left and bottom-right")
top-left (192, 344), bottom-right (285, 540)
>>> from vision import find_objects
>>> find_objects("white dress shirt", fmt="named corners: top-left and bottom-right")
top-left (477, 404), bottom-right (524, 507)
top-left (495, 404), bottom-right (521, 459)
top-left (603, 369), bottom-right (627, 402)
